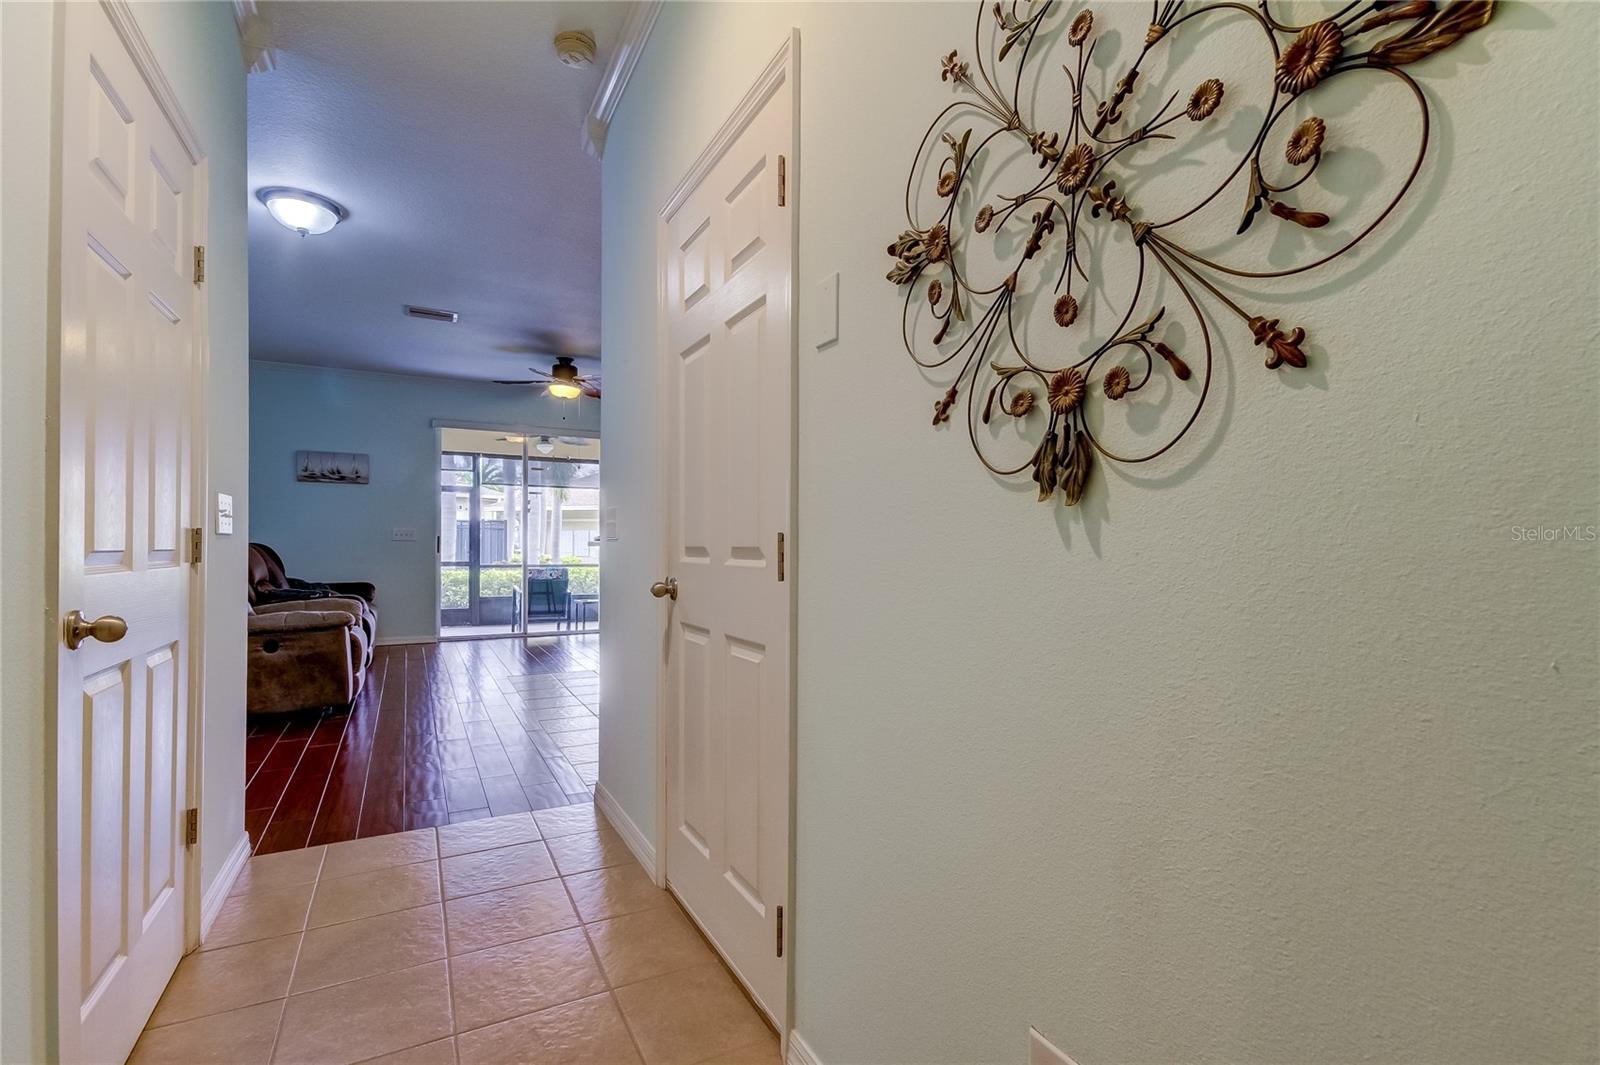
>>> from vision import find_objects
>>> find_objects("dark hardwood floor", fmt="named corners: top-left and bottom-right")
top-left (245, 636), bottom-right (600, 855)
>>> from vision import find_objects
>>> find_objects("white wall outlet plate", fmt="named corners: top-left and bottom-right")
top-left (815, 271), bottom-right (839, 349)
top-left (391, 527), bottom-right (417, 542)
top-left (1029, 1028), bottom-right (1080, 1065)
top-left (215, 492), bottom-right (234, 535)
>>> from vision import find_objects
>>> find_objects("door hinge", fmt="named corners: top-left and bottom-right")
top-left (188, 527), bottom-right (203, 566)
top-left (777, 532), bottom-right (785, 582)
top-left (775, 905), bottom-right (784, 958)
top-left (192, 244), bottom-right (206, 284)
top-left (185, 808), bottom-right (198, 847)
top-left (777, 155), bottom-right (786, 207)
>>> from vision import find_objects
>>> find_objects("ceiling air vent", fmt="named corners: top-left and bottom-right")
top-left (403, 305), bottom-right (459, 324)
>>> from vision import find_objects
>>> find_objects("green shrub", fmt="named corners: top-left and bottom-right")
top-left (562, 557), bottom-right (599, 595)
top-left (439, 564), bottom-right (598, 608)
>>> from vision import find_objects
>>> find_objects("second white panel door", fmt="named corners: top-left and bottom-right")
top-left (660, 47), bottom-right (794, 1029)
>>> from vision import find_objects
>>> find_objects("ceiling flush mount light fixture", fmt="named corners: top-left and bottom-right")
top-left (256, 186), bottom-right (348, 236)
top-left (534, 436), bottom-right (556, 455)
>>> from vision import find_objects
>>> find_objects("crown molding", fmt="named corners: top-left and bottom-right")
top-left (233, 0), bottom-right (276, 74)
top-left (100, 0), bottom-right (206, 162)
top-left (582, 0), bottom-right (663, 159)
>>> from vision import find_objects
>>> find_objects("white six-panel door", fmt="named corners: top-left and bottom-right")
top-left (659, 41), bottom-right (795, 1029)
top-left (56, 4), bottom-right (198, 1062)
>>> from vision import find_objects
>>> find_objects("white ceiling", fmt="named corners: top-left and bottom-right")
top-left (248, 1), bottom-right (624, 382)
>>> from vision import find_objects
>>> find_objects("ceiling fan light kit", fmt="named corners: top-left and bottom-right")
top-left (494, 354), bottom-right (601, 400)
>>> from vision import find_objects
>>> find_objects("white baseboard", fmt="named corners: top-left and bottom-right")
top-left (375, 636), bottom-right (439, 646)
top-left (199, 832), bottom-right (251, 941)
top-left (595, 783), bottom-right (656, 881)
top-left (787, 1031), bottom-right (823, 1065)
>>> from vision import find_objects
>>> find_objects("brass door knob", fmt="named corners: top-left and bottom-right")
top-left (649, 578), bottom-right (678, 601)
top-left (64, 610), bottom-right (128, 650)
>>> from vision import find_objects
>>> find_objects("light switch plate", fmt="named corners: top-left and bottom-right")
top-left (215, 492), bottom-right (234, 535)
top-left (604, 506), bottom-right (618, 542)
top-left (391, 527), bottom-right (417, 542)
top-left (815, 271), bottom-right (839, 349)
top-left (1028, 1028), bottom-right (1079, 1065)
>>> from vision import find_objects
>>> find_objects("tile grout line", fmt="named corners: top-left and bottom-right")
top-left (433, 827), bottom-right (459, 1061)
top-left (263, 844), bottom-right (323, 1063)
top-left (156, 865), bottom-right (704, 1057)
top-left (214, 821), bottom-right (605, 949)
top-left (301, 821), bottom-right (456, 1065)
top-left (555, 848), bottom-right (654, 1065)
top-left (282, 829), bottom-right (452, 1065)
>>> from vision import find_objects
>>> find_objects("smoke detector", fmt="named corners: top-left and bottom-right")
top-left (554, 30), bottom-right (595, 67)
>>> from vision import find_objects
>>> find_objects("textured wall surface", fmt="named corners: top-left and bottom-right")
top-left (249, 361), bottom-right (600, 641)
top-left (600, 3), bottom-right (1599, 1062)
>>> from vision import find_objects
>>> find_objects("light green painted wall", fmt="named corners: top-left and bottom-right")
top-left (599, 4), bottom-right (1600, 1062)
top-left (2, 6), bottom-right (62, 1060)
top-left (0, 4), bottom-right (248, 1059)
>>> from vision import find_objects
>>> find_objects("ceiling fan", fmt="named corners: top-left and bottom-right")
top-left (495, 356), bottom-right (601, 399)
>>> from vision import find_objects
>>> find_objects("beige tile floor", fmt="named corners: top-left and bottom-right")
top-left (135, 804), bottom-right (780, 1065)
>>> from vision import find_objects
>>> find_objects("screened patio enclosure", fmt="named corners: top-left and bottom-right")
top-left (438, 429), bottom-right (599, 639)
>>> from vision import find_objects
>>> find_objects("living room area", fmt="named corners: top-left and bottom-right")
top-left (238, 0), bottom-right (614, 857)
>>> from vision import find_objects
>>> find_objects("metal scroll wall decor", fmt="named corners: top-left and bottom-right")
top-left (888, 0), bottom-right (1493, 507)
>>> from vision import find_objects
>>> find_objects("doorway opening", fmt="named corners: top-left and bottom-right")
top-left (437, 428), bottom-right (600, 640)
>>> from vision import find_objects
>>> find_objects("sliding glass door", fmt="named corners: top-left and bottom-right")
top-left (439, 452), bottom-right (527, 631)
top-left (524, 457), bottom-right (599, 635)
top-left (439, 439), bottom-right (599, 638)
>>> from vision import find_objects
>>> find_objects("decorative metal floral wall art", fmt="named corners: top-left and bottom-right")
top-left (888, 0), bottom-right (1494, 507)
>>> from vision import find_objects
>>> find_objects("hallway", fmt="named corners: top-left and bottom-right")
top-left (247, 638), bottom-right (601, 854)
top-left (134, 805), bottom-right (778, 1064)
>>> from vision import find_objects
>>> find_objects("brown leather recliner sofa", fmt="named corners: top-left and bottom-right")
top-left (247, 543), bottom-right (377, 714)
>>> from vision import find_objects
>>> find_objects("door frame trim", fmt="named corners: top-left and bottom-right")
top-left (182, 148), bottom-right (212, 953)
top-left (651, 26), bottom-right (800, 1042)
